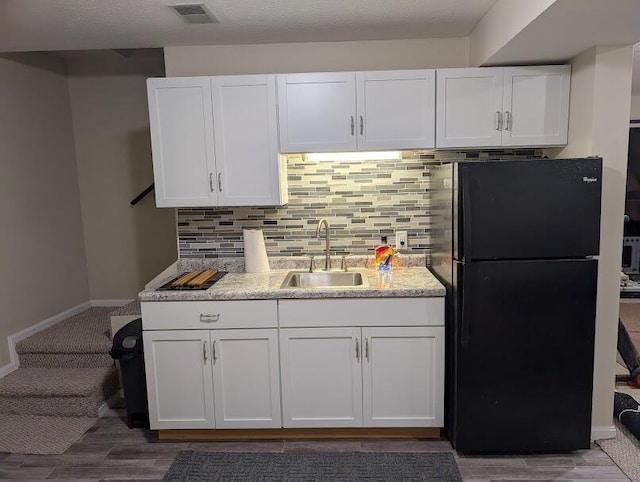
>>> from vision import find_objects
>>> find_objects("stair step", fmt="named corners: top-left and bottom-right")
top-left (0, 414), bottom-right (96, 454)
top-left (0, 366), bottom-right (116, 397)
top-left (18, 352), bottom-right (113, 369)
top-left (16, 307), bottom-right (113, 355)
top-left (0, 366), bottom-right (119, 417)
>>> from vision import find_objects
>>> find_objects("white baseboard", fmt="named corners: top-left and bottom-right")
top-left (91, 299), bottom-right (135, 308)
top-left (0, 361), bottom-right (18, 379)
top-left (0, 301), bottom-right (93, 379)
top-left (98, 391), bottom-right (124, 418)
top-left (0, 299), bottom-right (136, 378)
top-left (591, 425), bottom-right (617, 440)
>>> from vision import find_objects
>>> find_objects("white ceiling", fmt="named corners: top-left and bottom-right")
top-left (0, 0), bottom-right (498, 52)
top-left (4, 0), bottom-right (640, 96)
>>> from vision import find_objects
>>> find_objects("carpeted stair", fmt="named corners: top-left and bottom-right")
top-left (0, 307), bottom-right (120, 454)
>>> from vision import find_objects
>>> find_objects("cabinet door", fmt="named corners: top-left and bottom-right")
top-left (502, 66), bottom-right (570, 146)
top-left (147, 77), bottom-right (217, 207)
top-left (436, 68), bottom-right (503, 148)
top-left (211, 329), bottom-right (281, 428)
top-left (212, 75), bottom-right (286, 206)
top-left (277, 72), bottom-right (357, 153)
top-left (362, 327), bottom-right (444, 427)
top-left (143, 330), bottom-right (214, 429)
top-left (356, 70), bottom-right (435, 150)
top-left (279, 327), bottom-right (363, 427)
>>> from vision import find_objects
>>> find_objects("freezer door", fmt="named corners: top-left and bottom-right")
top-left (456, 158), bottom-right (602, 261)
top-left (453, 259), bottom-right (597, 452)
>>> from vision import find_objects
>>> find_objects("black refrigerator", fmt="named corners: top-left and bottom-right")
top-left (430, 157), bottom-right (602, 453)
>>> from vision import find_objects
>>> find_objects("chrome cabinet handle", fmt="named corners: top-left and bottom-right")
top-left (350, 116), bottom-right (355, 136)
top-left (200, 314), bottom-right (220, 323)
top-left (355, 338), bottom-right (360, 362)
top-left (203, 341), bottom-right (207, 363)
top-left (217, 172), bottom-right (223, 192)
top-left (359, 116), bottom-right (364, 135)
top-left (365, 338), bottom-right (369, 361)
top-left (495, 111), bottom-right (503, 131)
top-left (209, 173), bottom-right (214, 192)
top-left (504, 111), bottom-right (511, 131)
top-left (212, 340), bottom-right (217, 361)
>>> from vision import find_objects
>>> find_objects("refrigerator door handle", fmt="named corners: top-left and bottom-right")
top-left (461, 170), bottom-right (472, 261)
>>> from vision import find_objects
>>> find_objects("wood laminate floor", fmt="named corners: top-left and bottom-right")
top-left (0, 413), bottom-right (630, 481)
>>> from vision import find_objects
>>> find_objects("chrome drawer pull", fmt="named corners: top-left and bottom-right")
top-left (200, 313), bottom-right (220, 322)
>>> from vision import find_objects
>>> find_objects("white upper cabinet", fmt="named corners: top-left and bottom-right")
top-left (277, 72), bottom-right (357, 153)
top-left (356, 70), bottom-right (436, 150)
top-left (436, 68), bottom-right (502, 148)
top-left (501, 66), bottom-right (571, 146)
top-left (147, 77), bottom-right (217, 207)
top-left (212, 75), bottom-right (287, 206)
top-left (436, 65), bottom-right (570, 148)
top-left (147, 75), bottom-right (287, 208)
top-left (278, 70), bottom-right (436, 153)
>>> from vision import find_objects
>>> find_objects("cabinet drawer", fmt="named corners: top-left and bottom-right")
top-left (141, 300), bottom-right (278, 330)
top-left (278, 297), bottom-right (444, 328)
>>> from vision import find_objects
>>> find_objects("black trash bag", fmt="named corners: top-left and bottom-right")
top-left (614, 391), bottom-right (640, 441)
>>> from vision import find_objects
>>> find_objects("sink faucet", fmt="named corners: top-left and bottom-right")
top-left (316, 218), bottom-right (331, 270)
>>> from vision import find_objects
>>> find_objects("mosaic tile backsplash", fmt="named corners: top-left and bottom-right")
top-left (177, 150), bottom-right (542, 259)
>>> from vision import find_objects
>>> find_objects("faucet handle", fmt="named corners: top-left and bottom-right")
top-left (309, 256), bottom-right (315, 273)
top-left (341, 255), bottom-right (348, 272)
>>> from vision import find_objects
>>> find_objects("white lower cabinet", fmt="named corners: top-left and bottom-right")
top-left (143, 297), bottom-right (445, 431)
top-left (279, 327), bottom-right (363, 428)
top-left (143, 330), bottom-right (215, 430)
top-left (362, 327), bottom-right (444, 427)
top-left (212, 329), bottom-right (281, 429)
top-left (279, 326), bottom-right (444, 428)
top-left (144, 328), bottom-right (281, 430)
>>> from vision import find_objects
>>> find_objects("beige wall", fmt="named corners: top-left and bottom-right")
top-left (0, 53), bottom-right (89, 366)
top-left (469, 0), bottom-right (556, 66)
top-left (164, 38), bottom-right (469, 76)
top-left (631, 95), bottom-right (640, 119)
top-left (67, 51), bottom-right (177, 300)
top-left (556, 45), bottom-right (633, 434)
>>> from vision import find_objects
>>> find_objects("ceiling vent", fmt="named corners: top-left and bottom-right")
top-left (168, 2), bottom-right (219, 24)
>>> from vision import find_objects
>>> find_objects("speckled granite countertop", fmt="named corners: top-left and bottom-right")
top-left (138, 255), bottom-right (445, 302)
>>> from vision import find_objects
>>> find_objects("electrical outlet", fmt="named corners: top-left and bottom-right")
top-left (396, 231), bottom-right (408, 250)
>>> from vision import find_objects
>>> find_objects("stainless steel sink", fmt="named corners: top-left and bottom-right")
top-left (280, 270), bottom-right (368, 289)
